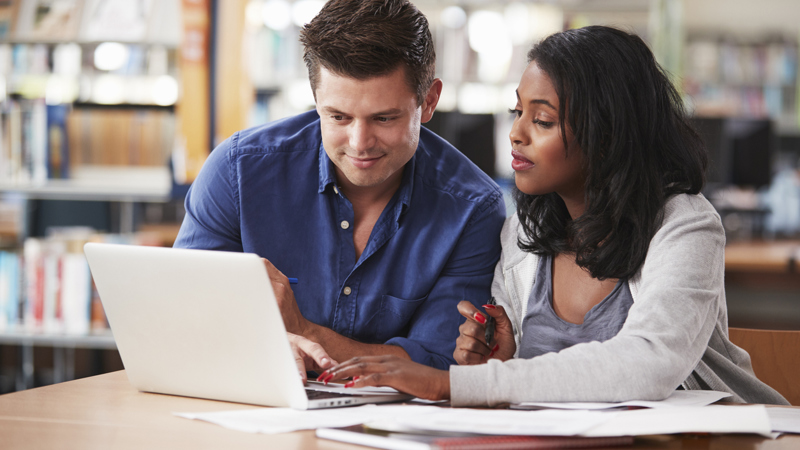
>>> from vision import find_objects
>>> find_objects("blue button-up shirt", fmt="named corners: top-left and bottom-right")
top-left (174, 110), bottom-right (505, 369)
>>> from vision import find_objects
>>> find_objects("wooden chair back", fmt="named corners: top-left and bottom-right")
top-left (728, 327), bottom-right (800, 406)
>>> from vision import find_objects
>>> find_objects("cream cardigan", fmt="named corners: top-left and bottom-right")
top-left (450, 194), bottom-right (788, 406)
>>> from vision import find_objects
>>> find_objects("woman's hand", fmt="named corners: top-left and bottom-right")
top-left (317, 355), bottom-right (450, 401)
top-left (454, 300), bottom-right (516, 365)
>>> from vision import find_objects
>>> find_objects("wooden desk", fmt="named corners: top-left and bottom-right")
top-left (725, 240), bottom-right (800, 274)
top-left (725, 241), bottom-right (800, 293)
top-left (0, 371), bottom-right (798, 449)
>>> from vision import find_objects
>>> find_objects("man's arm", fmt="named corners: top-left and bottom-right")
top-left (263, 259), bottom-right (411, 364)
top-left (173, 136), bottom-right (242, 251)
top-left (265, 189), bottom-right (506, 369)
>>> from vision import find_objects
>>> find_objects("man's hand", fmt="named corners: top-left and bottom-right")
top-left (262, 258), bottom-right (312, 336)
top-left (288, 332), bottom-right (337, 383)
top-left (454, 300), bottom-right (516, 365)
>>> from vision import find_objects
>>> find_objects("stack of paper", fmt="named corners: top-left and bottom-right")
top-left (176, 390), bottom-right (777, 438)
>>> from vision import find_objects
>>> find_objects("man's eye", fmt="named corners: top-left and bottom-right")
top-left (376, 117), bottom-right (390, 122)
top-left (332, 115), bottom-right (344, 121)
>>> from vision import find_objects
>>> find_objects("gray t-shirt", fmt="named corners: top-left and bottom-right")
top-left (518, 254), bottom-right (633, 359)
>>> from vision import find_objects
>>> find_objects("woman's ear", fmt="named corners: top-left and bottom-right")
top-left (420, 78), bottom-right (443, 123)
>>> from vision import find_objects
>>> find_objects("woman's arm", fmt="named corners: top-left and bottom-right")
top-left (318, 355), bottom-right (452, 400)
top-left (450, 194), bottom-right (726, 406)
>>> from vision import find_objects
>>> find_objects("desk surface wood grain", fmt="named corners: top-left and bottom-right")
top-left (0, 370), bottom-right (797, 449)
top-left (725, 240), bottom-right (800, 273)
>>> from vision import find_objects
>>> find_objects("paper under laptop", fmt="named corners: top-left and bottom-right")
top-left (83, 243), bottom-right (412, 410)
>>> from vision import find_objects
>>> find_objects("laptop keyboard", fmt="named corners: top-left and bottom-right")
top-left (305, 389), bottom-right (358, 400)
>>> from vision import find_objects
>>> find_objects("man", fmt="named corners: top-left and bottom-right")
top-left (174, 0), bottom-right (505, 379)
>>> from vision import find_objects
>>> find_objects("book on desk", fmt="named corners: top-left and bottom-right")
top-left (316, 425), bottom-right (634, 450)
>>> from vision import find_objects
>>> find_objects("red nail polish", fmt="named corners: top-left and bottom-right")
top-left (316, 371), bottom-right (328, 382)
top-left (353, 376), bottom-right (361, 382)
top-left (474, 313), bottom-right (486, 324)
top-left (493, 344), bottom-right (500, 352)
top-left (482, 304), bottom-right (497, 309)
top-left (323, 373), bottom-right (334, 385)
top-left (488, 350), bottom-right (495, 358)
top-left (344, 381), bottom-right (355, 388)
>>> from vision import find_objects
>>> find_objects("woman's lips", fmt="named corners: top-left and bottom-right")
top-left (511, 150), bottom-right (534, 171)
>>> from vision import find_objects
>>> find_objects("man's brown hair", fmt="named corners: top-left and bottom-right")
top-left (299, 0), bottom-right (435, 106)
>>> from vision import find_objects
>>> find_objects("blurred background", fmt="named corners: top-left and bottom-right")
top-left (0, 0), bottom-right (799, 393)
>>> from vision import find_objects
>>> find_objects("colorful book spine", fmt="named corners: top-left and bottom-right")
top-left (0, 251), bottom-right (21, 330)
top-left (46, 104), bottom-right (70, 179)
top-left (23, 237), bottom-right (44, 331)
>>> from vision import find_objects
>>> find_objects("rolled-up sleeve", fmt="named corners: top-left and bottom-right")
top-left (174, 135), bottom-right (243, 252)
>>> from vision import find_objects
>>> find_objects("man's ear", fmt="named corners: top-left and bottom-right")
top-left (420, 78), bottom-right (443, 124)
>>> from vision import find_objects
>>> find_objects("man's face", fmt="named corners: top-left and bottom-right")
top-left (316, 66), bottom-right (436, 192)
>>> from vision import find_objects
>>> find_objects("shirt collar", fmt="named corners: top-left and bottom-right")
top-left (317, 142), bottom-right (416, 215)
top-left (318, 143), bottom-right (337, 194)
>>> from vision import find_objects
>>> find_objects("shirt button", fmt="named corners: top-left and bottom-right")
top-left (333, 186), bottom-right (339, 194)
top-left (343, 286), bottom-right (352, 295)
top-left (340, 220), bottom-right (350, 230)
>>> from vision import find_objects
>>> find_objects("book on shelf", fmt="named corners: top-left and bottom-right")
top-left (5, 0), bottom-right (180, 44)
top-left (0, 96), bottom-right (48, 184)
top-left (66, 106), bottom-right (174, 167)
top-left (0, 195), bottom-right (26, 245)
top-left (46, 103), bottom-right (69, 178)
top-left (0, 250), bottom-right (21, 331)
top-left (13, 0), bottom-right (84, 42)
top-left (0, 0), bottom-right (19, 41)
top-left (0, 229), bottom-right (167, 334)
top-left (683, 37), bottom-right (798, 119)
top-left (1, 101), bottom-right (175, 185)
top-left (79, 0), bottom-right (151, 43)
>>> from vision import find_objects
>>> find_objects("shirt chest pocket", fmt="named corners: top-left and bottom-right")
top-left (371, 294), bottom-right (427, 342)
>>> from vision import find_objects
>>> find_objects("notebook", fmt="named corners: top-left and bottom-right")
top-left (83, 242), bottom-right (413, 410)
top-left (316, 425), bottom-right (635, 449)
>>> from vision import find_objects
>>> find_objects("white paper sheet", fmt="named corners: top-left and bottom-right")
top-left (175, 404), bottom-right (609, 436)
top-left (380, 408), bottom-right (612, 436)
top-left (511, 390), bottom-right (732, 410)
top-left (175, 405), bottom-right (441, 434)
top-left (767, 407), bottom-right (800, 434)
top-left (176, 401), bottom-right (774, 438)
top-left (581, 404), bottom-right (772, 437)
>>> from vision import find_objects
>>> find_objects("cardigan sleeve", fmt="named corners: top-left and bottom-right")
top-left (450, 194), bottom-right (726, 406)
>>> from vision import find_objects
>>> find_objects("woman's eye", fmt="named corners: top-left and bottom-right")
top-left (508, 108), bottom-right (522, 117)
top-left (533, 119), bottom-right (554, 128)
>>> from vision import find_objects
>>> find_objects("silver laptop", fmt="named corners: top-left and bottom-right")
top-left (83, 242), bottom-right (412, 409)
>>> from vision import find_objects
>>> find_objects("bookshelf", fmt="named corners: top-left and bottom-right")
top-left (0, 0), bottom-right (205, 393)
top-left (683, 35), bottom-right (799, 132)
top-left (0, 329), bottom-right (116, 390)
top-left (0, 165), bottom-right (171, 202)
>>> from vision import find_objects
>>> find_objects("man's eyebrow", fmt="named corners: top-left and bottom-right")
top-left (319, 107), bottom-right (404, 116)
top-left (320, 106), bottom-right (346, 115)
top-left (372, 108), bottom-right (403, 116)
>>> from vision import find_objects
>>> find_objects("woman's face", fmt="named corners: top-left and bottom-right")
top-left (510, 62), bottom-right (586, 217)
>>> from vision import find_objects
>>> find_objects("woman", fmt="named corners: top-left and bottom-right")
top-left (318, 26), bottom-right (789, 406)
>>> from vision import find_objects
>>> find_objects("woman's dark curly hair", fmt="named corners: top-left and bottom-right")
top-left (514, 26), bottom-right (708, 280)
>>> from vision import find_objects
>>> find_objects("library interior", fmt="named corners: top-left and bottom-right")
top-left (1, 0), bottom-right (800, 448)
